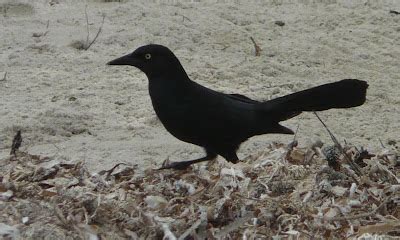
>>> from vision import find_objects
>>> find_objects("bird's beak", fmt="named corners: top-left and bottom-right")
top-left (107, 54), bottom-right (140, 67)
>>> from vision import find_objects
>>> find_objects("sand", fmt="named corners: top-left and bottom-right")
top-left (0, 0), bottom-right (399, 172)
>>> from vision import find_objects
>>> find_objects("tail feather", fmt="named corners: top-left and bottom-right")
top-left (261, 79), bottom-right (368, 121)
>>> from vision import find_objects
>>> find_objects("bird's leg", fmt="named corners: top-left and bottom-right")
top-left (159, 149), bottom-right (217, 170)
top-left (220, 151), bottom-right (240, 164)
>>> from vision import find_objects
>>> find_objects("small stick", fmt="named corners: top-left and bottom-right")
top-left (85, 5), bottom-right (90, 47)
top-left (43, 20), bottom-right (50, 36)
top-left (378, 138), bottom-right (385, 148)
top-left (10, 130), bottom-right (22, 156)
top-left (250, 37), bottom-right (261, 56)
top-left (99, 162), bottom-right (128, 179)
top-left (313, 112), bottom-right (362, 176)
top-left (83, 14), bottom-right (105, 50)
top-left (177, 13), bottom-right (191, 22)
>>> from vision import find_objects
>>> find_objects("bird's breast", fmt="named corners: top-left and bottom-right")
top-left (148, 82), bottom-right (196, 137)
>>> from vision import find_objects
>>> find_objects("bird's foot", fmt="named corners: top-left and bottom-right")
top-left (158, 152), bottom-right (217, 170)
top-left (158, 160), bottom-right (194, 170)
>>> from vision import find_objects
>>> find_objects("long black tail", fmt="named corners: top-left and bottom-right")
top-left (262, 79), bottom-right (368, 121)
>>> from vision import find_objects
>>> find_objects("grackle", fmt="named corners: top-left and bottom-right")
top-left (108, 44), bottom-right (368, 170)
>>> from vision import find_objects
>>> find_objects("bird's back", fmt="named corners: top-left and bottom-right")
top-left (149, 78), bottom-right (259, 148)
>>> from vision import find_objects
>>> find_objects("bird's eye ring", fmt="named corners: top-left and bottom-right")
top-left (145, 53), bottom-right (151, 60)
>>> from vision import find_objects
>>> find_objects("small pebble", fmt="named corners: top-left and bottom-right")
top-left (22, 217), bottom-right (29, 224)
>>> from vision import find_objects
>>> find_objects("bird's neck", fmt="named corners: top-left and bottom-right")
top-left (147, 55), bottom-right (190, 79)
top-left (148, 73), bottom-right (191, 95)
top-left (148, 69), bottom-right (193, 109)
top-left (147, 59), bottom-right (192, 86)
top-left (148, 72), bottom-right (190, 84)
top-left (147, 56), bottom-right (194, 108)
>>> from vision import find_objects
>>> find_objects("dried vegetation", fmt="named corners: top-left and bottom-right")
top-left (0, 140), bottom-right (399, 239)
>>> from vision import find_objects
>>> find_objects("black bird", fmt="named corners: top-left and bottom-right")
top-left (108, 44), bottom-right (368, 170)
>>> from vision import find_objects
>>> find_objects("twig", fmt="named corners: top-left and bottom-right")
top-left (43, 20), bottom-right (50, 36)
top-left (250, 37), bottom-right (261, 56)
top-left (176, 13), bottom-right (191, 22)
top-left (378, 138), bottom-right (385, 148)
top-left (313, 112), bottom-right (362, 176)
top-left (83, 13), bottom-right (105, 50)
top-left (90, 193), bottom-right (102, 219)
top-left (98, 162), bottom-right (128, 179)
top-left (10, 130), bottom-right (22, 156)
top-left (84, 5), bottom-right (90, 47)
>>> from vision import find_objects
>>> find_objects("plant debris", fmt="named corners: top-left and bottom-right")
top-left (274, 20), bottom-right (285, 26)
top-left (389, 10), bottom-right (400, 15)
top-left (0, 141), bottom-right (399, 239)
top-left (250, 37), bottom-right (261, 57)
top-left (10, 130), bottom-right (22, 156)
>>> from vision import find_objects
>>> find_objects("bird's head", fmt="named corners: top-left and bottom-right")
top-left (107, 44), bottom-right (188, 80)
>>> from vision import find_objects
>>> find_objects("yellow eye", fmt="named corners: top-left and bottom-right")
top-left (145, 53), bottom-right (151, 60)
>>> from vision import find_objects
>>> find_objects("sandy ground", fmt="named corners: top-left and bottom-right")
top-left (0, 0), bottom-right (399, 172)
